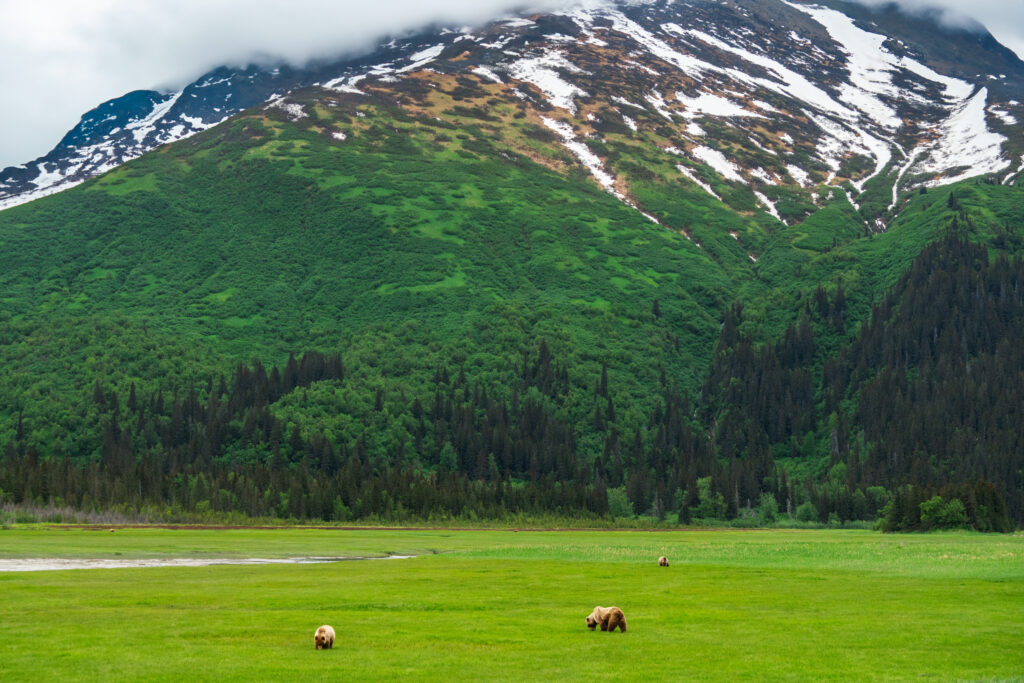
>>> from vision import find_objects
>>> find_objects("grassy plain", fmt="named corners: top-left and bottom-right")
top-left (1, 527), bottom-right (1022, 681)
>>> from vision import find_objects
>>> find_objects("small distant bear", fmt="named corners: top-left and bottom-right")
top-left (585, 606), bottom-right (627, 633)
top-left (314, 625), bottom-right (336, 650)
top-left (658, 556), bottom-right (669, 567)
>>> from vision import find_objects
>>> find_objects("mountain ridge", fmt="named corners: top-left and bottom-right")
top-left (3, 0), bottom-right (1022, 218)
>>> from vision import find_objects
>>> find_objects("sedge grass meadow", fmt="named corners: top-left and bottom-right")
top-left (0, 527), bottom-right (1021, 681)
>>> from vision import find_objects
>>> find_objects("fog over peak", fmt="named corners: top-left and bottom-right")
top-left (851, 0), bottom-right (1024, 45)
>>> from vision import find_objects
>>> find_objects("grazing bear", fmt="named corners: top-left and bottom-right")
top-left (585, 606), bottom-right (627, 633)
top-left (314, 625), bottom-right (336, 650)
top-left (658, 556), bottom-right (669, 567)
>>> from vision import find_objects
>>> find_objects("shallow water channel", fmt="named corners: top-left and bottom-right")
top-left (0, 555), bottom-right (416, 572)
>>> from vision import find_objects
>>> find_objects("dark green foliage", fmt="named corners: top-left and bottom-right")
top-left (0, 348), bottom-right (609, 520)
top-left (703, 228), bottom-right (1024, 528)
top-left (882, 482), bottom-right (1013, 533)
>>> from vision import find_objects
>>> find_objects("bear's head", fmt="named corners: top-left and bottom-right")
top-left (585, 608), bottom-right (600, 630)
top-left (315, 628), bottom-right (330, 649)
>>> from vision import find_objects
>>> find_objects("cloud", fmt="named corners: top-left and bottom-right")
top-left (0, 0), bottom-right (577, 168)
top-left (852, 0), bottom-right (984, 30)
top-left (849, 0), bottom-right (1024, 57)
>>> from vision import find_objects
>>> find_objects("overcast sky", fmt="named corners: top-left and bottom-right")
top-left (1, 0), bottom-right (1022, 170)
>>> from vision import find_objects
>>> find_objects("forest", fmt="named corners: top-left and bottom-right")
top-left (1, 228), bottom-right (1016, 531)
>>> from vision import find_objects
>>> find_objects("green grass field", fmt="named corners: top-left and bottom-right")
top-left (1, 527), bottom-right (1021, 681)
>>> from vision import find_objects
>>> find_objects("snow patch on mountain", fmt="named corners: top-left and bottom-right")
top-left (646, 90), bottom-right (675, 121)
top-left (509, 52), bottom-right (588, 112)
top-left (989, 107), bottom-right (1018, 125)
top-left (673, 26), bottom-right (856, 121)
top-left (542, 117), bottom-right (619, 196)
top-left (754, 190), bottom-right (783, 222)
top-left (324, 74), bottom-right (367, 94)
top-left (693, 146), bottom-right (744, 183)
top-left (803, 111), bottom-right (892, 190)
top-left (126, 90), bottom-right (184, 144)
top-left (267, 99), bottom-right (308, 121)
top-left (787, 164), bottom-right (811, 187)
top-left (0, 178), bottom-right (85, 211)
top-left (913, 88), bottom-right (1010, 186)
top-left (1003, 155), bottom-right (1024, 185)
top-left (612, 96), bottom-right (643, 110)
top-left (179, 114), bottom-right (209, 129)
top-left (890, 149), bottom-right (922, 211)
top-left (750, 167), bottom-right (777, 185)
top-left (397, 44), bottom-right (446, 73)
top-left (676, 91), bottom-right (765, 120)
top-left (472, 66), bottom-right (503, 83)
top-left (598, 12), bottom-right (714, 79)
top-left (897, 57), bottom-right (974, 102)
top-left (31, 162), bottom-right (66, 190)
top-left (677, 164), bottom-right (722, 200)
top-left (787, 4), bottom-right (901, 129)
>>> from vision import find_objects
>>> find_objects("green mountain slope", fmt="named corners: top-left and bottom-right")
top-left (0, 86), bottom-right (766, 444)
top-left (1, 83), bottom-right (1022, 526)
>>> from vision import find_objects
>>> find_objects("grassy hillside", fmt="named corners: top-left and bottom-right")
top-left (0, 92), bottom-right (738, 445)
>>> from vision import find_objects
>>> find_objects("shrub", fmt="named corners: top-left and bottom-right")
top-left (919, 495), bottom-right (969, 531)
top-left (694, 477), bottom-right (727, 520)
top-left (795, 501), bottom-right (818, 523)
top-left (607, 486), bottom-right (633, 519)
top-left (757, 492), bottom-right (779, 523)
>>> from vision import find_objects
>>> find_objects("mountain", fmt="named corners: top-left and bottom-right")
top-left (4, 0), bottom-right (1024, 217)
top-left (0, 0), bottom-right (1021, 528)
top-left (0, 35), bottom-right (449, 210)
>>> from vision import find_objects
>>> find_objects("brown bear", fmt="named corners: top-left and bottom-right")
top-left (314, 625), bottom-right (336, 650)
top-left (658, 556), bottom-right (669, 567)
top-left (585, 606), bottom-right (627, 633)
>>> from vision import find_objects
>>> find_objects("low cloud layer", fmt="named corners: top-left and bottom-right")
top-left (852, 0), bottom-right (1024, 51)
top-left (1, 0), bottom-right (1022, 169)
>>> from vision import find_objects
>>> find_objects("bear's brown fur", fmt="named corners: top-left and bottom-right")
top-left (658, 556), bottom-right (669, 567)
top-left (585, 606), bottom-right (627, 633)
top-left (314, 625), bottom-right (336, 650)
